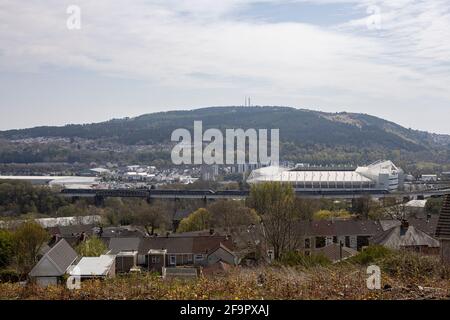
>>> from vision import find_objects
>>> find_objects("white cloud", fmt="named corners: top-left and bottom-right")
top-left (0, 0), bottom-right (449, 132)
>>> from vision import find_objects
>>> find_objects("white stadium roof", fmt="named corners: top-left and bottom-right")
top-left (247, 166), bottom-right (373, 183)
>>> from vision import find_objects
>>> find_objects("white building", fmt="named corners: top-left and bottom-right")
top-left (247, 160), bottom-right (403, 192)
top-left (421, 174), bottom-right (438, 182)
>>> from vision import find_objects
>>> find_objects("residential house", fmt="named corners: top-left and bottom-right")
top-left (107, 237), bottom-right (141, 273)
top-left (115, 251), bottom-right (138, 273)
top-left (314, 243), bottom-right (358, 263)
top-left (137, 235), bottom-right (235, 273)
top-left (299, 219), bottom-right (383, 254)
top-left (404, 199), bottom-right (427, 218)
top-left (107, 237), bottom-right (141, 254)
top-left (379, 215), bottom-right (438, 236)
top-left (435, 195), bottom-right (450, 264)
top-left (371, 220), bottom-right (440, 254)
top-left (100, 226), bottom-right (147, 238)
top-left (29, 239), bottom-right (78, 287)
top-left (206, 243), bottom-right (238, 266)
top-left (70, 255), bottom-right (116, 280)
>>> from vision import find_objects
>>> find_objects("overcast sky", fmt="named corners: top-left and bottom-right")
top-left (0, 0), bottom-right (449, 133)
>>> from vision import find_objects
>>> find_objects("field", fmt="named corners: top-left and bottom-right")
top-left (1, 261), bottom-right (449, 300)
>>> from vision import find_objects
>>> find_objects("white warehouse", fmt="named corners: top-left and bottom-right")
top-left (247, 160), bottom-right (403, 192)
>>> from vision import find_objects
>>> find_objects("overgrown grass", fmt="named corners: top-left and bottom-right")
top-left (0, 264), bottom-right (448, 300)
top-left (347, 245), bottom-right (394, 265)
top-left (348, 245), bottom-right (450, 281)
top-left (277, 251), bottom-right (331, 268)
top-left (380, 251), bottom-right (449, 280)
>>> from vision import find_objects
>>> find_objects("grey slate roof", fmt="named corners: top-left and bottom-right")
top-left (371, 225), bottom-right (440, 249)
top-left (138, 235), bottom-right (234, 255)
top-left (139, 237), bottom-right (195, 255)
top-left (298, 220), bottom-right (383, 237)
top-left (108, 237), bottom-right (141, 254)
top-left (29, 239), bottom-right (78, 277)
top-left (435, 194), bottom-right (450, 239)
top-left (380, 216), bottom-right (438, 236)
top-left (314, 243), bottom-right (358, 262)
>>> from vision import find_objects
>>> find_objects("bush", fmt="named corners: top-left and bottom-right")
top-left (0, 269), bottom-right (20, 283)
top-left (76, 236), bottom-right (107, 257)
top-left (313, 209), bottom-right (352, 220)
top-left (279, 251), bottom-right (331, 268)
top-left (0, 230), bottom-right (14, 268)
top-left (348, 245), bottom-right (393, 265)
top-left (380, 251), bottom-right (445, 279)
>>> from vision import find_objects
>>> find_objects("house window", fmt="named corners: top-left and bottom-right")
top-left (304, 238), bottom-right (311, 249)
top-left (194, 254), bottom-right (204, 262)
top-left (151, 256), bottom-right (160, 264)
top-left (333, 236), bottom-right (338, 243)
top-left (187, 254), bottom-right (193, 263)
top-left (345, 236), bottom-right (350, 247)
top-left (315, 237), bottom-right (326, 248)
top-left (357, 236), bottom-right (370, 251)
top-left (169, 255), bottom-right (176, 266)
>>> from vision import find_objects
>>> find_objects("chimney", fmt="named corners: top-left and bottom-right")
top-left (400, 219), bottom-right (409, 236)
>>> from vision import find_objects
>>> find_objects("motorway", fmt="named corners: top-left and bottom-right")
top-left (60, 188), bottom-right (450, 200)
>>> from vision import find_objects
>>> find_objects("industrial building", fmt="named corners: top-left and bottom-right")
top-left (247, 160), bottom-right (403, 192)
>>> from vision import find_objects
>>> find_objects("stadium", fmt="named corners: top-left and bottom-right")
top-left (247, 160), bottom-right (403, 192)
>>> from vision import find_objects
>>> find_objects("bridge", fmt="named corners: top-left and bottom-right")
top-left (60, 188), bottom-right (450, 201)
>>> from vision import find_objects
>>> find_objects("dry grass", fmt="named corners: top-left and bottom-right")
top-left (1, 263), bottom-right (449, 300)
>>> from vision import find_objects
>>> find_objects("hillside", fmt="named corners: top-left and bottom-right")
top-left (1, 106), bottom-right (449, 167)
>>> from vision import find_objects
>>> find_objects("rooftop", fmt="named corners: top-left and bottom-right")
top-left (70, 255), bottom-right (115, 277)
top-left (435, 194), bottom-right (450, 239)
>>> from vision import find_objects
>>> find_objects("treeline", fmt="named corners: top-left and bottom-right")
top-left (0, 221), bottom-right (49, 280)
top-left (0, 181), bottom-right (68, 216)
top-left (0, 141), bottom-right (172, 165)
top-left (2, 107), bottom-right (450, 165)
top-left (0, 180), bottom-right (103, 218)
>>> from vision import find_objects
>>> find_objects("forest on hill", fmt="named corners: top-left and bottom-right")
top-left (1, 107), bottom-right (449, 171)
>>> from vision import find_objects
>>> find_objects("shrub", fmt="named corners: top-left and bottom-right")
top-left (0, 230), bottom-right (14, 268)
top-left (76, 236), bottom-right (107, 257)
top-left (313, 209), bottom-right (352, 220)
top-left (348, 245), bottom-right (393, 265)
top-left (0, 269), bottom-right (20, 283)
top-left (279, 251), bottom-right (331, 268)
top-left (380, 251), bottom-right (444, 279)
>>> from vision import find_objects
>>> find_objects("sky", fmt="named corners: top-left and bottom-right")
top-left (0, 0), bottom-right (449, 133)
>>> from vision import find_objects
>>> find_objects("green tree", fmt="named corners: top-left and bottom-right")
top-left (76, 237), bottom-right (107, 257)
top-left (425, 198), bottom-right (443, 215)
top-left (313, 209), bottom-right (352, 220)
top-left (351, 195), bottom-right (374, 218)
top-left (13, 221), bottom-right (49, 273)
top-left (133, 200), bottom-right (170, 235)
top-left (177, 208), bottom-right (211, 233)
top-left (247, 182), bottom-right (301, 260)
top-left (208, 200), bottom-right (259, 231)
top-left (0, 230), bottom-right (14, 269)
